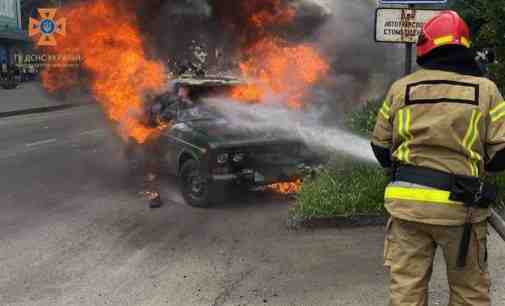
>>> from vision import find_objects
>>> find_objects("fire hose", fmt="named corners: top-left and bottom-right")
top-left (457, 207), bottom-right (505, 268)
top-left (490, 208), bottom-right (505, 242)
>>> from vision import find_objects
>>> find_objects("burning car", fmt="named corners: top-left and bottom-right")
top-left (128, 74), bottom-right (321, 207)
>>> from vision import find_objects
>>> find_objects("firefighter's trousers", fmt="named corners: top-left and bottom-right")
top-left (384, 218), bottom-right (491, 306)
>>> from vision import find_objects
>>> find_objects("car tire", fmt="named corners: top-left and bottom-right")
top-left (179, 159), bottom-right (214, 208)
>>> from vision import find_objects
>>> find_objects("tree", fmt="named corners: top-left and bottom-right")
top-left (451, 0), bottom-right (505, 92)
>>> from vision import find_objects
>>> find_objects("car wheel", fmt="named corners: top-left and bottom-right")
top-left (179, 160), bottom-right (213, 208)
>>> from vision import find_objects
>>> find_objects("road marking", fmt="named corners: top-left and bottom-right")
top-left (0, 127), bottom-right (109, 160)
top-left (26, 138), bottom-right (57, 147)
top-left (79, 129), bottom-right (104, 136)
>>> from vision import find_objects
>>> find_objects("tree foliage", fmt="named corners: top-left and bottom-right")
top-left (451, 0), bottom-right (505, 91)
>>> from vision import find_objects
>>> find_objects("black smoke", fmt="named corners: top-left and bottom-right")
top-left (120, 0), bottom-right (401, 114)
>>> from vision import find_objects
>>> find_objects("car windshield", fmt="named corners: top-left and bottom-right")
top-left (177, 104), bottom-right (222, 122)
top-left (175, 83), bottom-right (244, 122)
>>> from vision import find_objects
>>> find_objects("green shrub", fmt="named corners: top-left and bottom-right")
top-left (345, 98), bottom-right (381, 136)
top-left (291, 164), bottom-right (388, 219)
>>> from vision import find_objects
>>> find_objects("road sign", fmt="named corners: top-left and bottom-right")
top-left (380, 0), bottom-right (447, 4)
top-left (375, 8), bottom-right (441, 44)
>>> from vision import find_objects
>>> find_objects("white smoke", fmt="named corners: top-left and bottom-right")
top-left (307, 0), bottom-right (402, 114)
top-left (205, 97), bottom-right (377, 163)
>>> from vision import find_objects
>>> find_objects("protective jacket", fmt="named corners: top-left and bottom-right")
top-left (372, 59), bottom-right (505, 225)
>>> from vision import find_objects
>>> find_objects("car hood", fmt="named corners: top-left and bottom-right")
top-left (177, 119), bottom-right (297, 148)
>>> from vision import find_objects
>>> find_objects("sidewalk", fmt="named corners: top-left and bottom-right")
top-left (0, 81), bottom-right (93, 117)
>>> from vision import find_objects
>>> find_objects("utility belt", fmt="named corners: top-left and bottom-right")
top-left (390, 165), bottom-right (497, 268)
top-left (391, 165), bottom-right (496, 208)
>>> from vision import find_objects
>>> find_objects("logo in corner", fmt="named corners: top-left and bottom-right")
top-left (29, 9), bottom-right (66, 46)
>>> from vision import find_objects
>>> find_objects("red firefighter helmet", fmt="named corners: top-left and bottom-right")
top-left (416, 10), bottom-right (471, 58)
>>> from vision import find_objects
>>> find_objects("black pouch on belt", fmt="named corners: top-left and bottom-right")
top-left (449, 176), bottom-right (497, 209)
top-left (450, 176), bottom-right (497, 268)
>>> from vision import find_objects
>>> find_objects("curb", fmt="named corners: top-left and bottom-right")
top-left (0, 103), bottom-right (89, 119)
top-left (288, 214), bottom-right (388, 230)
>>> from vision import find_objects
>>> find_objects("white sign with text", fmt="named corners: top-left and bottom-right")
top-left (375, 8), bottom-right (440, 43)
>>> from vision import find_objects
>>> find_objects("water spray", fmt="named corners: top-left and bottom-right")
top-left (206, 98), bottom-right (376, 163)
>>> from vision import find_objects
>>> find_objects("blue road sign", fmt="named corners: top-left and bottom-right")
top-left (381, 0), bottom-right (447, 4)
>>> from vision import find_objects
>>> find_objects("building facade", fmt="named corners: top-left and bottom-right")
top-left (0, 0), bottom-right (28, 67)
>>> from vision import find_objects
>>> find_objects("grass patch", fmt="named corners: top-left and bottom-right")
top-left (290, 164), bottom-right (388, 219)
top-left (292, 99), bottom-right (387, 220)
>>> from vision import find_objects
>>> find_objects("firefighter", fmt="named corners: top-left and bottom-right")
top-left (372, 11), bottom-right (505, 306)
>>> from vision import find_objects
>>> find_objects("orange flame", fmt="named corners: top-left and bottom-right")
top-left (37, 0), bottom-right (167, 144)
top-left (231, 2), bottom-right (328, 109)
top-left (269, 179), bottom-right (302, 194)
top-left (232, 38), bottom-right (329, 108)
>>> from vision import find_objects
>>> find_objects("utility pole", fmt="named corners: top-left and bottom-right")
top-left (404, 4), bottom-right (415, 76)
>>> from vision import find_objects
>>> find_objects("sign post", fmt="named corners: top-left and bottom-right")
top-left (405, 4), bottom-right (414, 76)
top-left (375, 2), bottom-right (446, 76)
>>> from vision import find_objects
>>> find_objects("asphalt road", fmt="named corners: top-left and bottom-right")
top-left (0, 106), bottom-right (504, 306)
